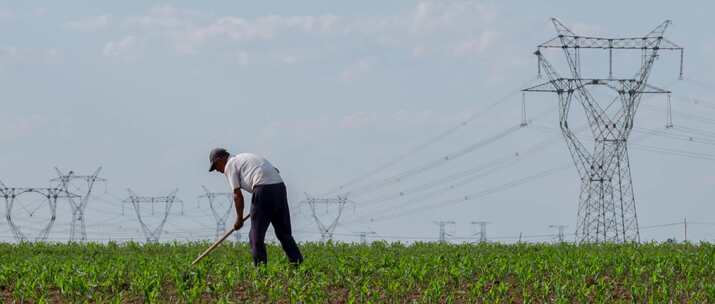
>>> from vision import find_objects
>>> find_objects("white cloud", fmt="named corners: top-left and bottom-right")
top-left (409, 0), bottom-right (496, 35)
top-left (449, 30), bottom-right (497, 56)
top-left (123, 4), bottom-right (205, 30)
top-left (85, 1), bottom-right (501, 65)
top-left (66, 15), bottom-right (111, 31)
top-left (103, 35), bottom-right (137, 60)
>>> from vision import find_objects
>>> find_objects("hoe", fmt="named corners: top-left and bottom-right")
top-left (191, 214), bottom-right (250, 266)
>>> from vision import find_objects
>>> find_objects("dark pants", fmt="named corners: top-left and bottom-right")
top-left (249, 183), bottom-right (303, 265)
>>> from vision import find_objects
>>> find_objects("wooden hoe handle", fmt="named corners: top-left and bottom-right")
top-left (191, 214), bottom-right (250, 266)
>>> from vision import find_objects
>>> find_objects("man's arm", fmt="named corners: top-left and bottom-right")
top-left (233, 188), bottom-right (245, 230)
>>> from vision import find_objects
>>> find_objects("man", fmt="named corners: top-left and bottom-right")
top-left (208, 148), bottom-right (303, 265)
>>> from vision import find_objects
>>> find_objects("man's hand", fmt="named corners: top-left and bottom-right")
top-left (233, 217), bottom-right (244, 231)
top-left (233, 188), bottom-right (244, 231)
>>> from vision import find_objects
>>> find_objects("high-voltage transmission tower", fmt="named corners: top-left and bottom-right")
top-left (198, 186), bottom-right (237, 239)
top-left (471, 221), bottom-right (490, 243)
top-left (434, 220), bottom-right (455, 243)
top-left (549, 224), bottom-right (568, 243)
top-left (523, 18), bottom-right (684, 243)
top-left (51, 167), bottom-right (106, 242)
top-left (124, 189), bottom-right (181, 242)
top-left (301, 194), bottom-right (353, 241)
top-left (0, 180), bottom-right (79, 241)
top-left (357, 231), bottom-right (376, 244)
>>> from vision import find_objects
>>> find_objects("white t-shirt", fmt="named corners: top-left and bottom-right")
top-left (224, 153), bottom-right (283, 193)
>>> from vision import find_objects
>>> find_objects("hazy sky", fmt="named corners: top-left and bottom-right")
top-left (1, 0), bottom-right (714, 243)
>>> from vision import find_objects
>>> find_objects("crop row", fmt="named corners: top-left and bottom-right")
top-left (1, 241), bottom-right (714, 303)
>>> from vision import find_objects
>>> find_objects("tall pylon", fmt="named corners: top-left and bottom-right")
top-left (523, 18), bottom-right (684, 243)
top-left (51, 167), bottom-right (106, 242)
top-left (471, 221), bottom-right (490, 243)
top-left (198, 186), bottom-right (235, 239)
top-left (434, 221), bottom-right (455, 243)
top-left (124, 189), bottom-right (181, 242)
top-left (301, 194), bottom-right (353, 241)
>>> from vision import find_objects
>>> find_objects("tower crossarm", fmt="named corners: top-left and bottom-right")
top-left (523, 79), bottom-right (671, 94)
top-left (538, 35), bottom-right (683, 51)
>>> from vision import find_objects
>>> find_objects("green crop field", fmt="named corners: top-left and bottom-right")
top-left (1, 242), bottom-right (714, 303)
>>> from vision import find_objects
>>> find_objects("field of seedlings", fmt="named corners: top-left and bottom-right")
top-left (1, 241), bottom-right (714, 303)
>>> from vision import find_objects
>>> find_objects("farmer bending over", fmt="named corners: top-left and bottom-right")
top-left (208, 148), bottom-right (303, 265)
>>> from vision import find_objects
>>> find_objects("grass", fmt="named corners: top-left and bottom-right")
top-left (1, 241), bottom-right (714, 303)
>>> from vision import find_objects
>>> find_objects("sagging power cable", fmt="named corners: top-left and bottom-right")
top-left (320, 78), bottom-right (539, 196)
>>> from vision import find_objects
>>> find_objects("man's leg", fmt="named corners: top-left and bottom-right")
top-left (249, 187), bottom-right (271, 266)
top-left (269, 183), bottom-right (304, 264)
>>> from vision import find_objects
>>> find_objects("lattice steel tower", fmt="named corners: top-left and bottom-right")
top-left (433, 221), bottom-right (455, 243)
top-left (51, 167), bottom-right (106, 242)
top-left (471, 221), bottom-right (490, 243)
top-left (523, 19), bottom-right (684, 242)
top-left (301, 194), bottom-right (353, 241)
top-left (198, 186), bottom-right (235, 239)
top-left (124, 189), bottom-right (181, 242)
top-left (1, 180), bottom-right (79, 242)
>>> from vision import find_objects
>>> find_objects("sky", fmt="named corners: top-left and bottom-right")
top-left (1, 0), bottom-right (715, 243)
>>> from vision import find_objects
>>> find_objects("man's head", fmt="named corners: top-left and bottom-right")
top-left (208, 148), bottom-right (230, 173)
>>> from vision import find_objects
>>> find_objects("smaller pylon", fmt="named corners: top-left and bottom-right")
top-left (357, 231), bottom-right (376, 244)
top-left (549, 224), bottom-right (568, 243)
top-left (471, 221), bottom-right (490, 243)
top-left (301, 194), bottom-right (354, 241)
top-left (434, 221), bottom-right (456, 243)
top-left (124, 189), bottom-right (181, 242)
top-left (197, 186), bottom-right (234, 239)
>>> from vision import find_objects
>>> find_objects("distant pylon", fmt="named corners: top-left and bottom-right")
top-left (0, 180), bottom-right (79, 241)
top-left (124, 189), bottom-right (181, 242)
top-left (358, 231), bottom-right (376, 244)
top-left (434, 221), bottom-right (455, 243)
top-left (471, 221), bottom-right (490, 243)
top-left (51, 167), bottom-right (106, 242)
top-left (549, 224), bottom-right (568, 243)
top-left (300, 194), bottom-right (353, 241)
top-left (197, 186), bottom-right (235, 239)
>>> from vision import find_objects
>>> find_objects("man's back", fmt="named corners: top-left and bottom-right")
top-left (225, 153), bottom-right (283, 193)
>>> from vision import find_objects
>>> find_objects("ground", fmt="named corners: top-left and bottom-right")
top-left (1, 241), bottom-right (714, 303)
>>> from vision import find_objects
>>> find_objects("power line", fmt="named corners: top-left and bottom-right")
top-left (350, 164), bottom-right (571, 226)
top-left (347, 124), bottom-right (523, 197)
top-left (320, 78), bottom-right (539, 196)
